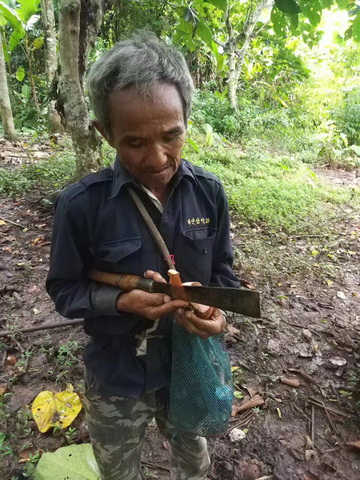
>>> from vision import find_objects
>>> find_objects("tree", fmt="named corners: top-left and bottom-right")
top-left (41, 0), bottom-right (63, 132)
top-left (0, 30), bottom-right (16, 139)
top-left (171, 0), bottom-right (360, 109)
top-left (58, 0), bottom-right (103, 178)
top-left (0, 0), bottom-right (43, 113)
top-left (224, 0), bottom-right (274, 109)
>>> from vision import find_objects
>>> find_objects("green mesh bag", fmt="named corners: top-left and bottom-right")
top-left (168, 319), bottom-right (233, 436)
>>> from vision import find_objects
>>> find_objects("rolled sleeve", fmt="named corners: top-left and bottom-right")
top-left (90, 284), bottom-right (122, 316)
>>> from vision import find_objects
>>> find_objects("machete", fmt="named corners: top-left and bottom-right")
top-left (89, 270), bottom-right (261, 318)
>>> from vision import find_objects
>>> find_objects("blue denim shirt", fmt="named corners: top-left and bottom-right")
top-left (46, 158), bottom-right (239, 397)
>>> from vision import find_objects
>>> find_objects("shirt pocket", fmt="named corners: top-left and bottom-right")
top-left (89, 237), bottom-right (143, 275)
top-left (181, 227), bottom-right (216, 285)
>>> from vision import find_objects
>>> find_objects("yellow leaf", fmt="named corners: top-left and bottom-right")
top-left (231, 366), bottom-right (241, 372)
top-left (32, 389), bottom-right (82, 433)
top-left (0, 220), bottom-right (6, 226)
top-left (276, 407), bottom-right (282, 419)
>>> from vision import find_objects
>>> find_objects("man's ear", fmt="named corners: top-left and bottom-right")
top-left (93, 120), bottom-right (110, 142)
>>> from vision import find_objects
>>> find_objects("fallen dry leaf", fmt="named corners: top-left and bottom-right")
top-left (6, 355), bottom-right (17, 366)
top-left (305, 449), bottom-right (317, 462)
top-left (227, 324), bottom-right (241, 335)
top-left (281, 377), bottom-right (300, 388)
top-left (233, 394), bottom-right (264, 415)
top-left (19, 447), bottom-right (41, 463)
top-left (0, 382), bottom-right (8, 395)
top-left (28, 285), bottom-right (40, 293)
top-left (239, 279), bottom-right (256, 289)
top-left (304, 472), bottom-right (320, 480)
top-left (345, 440), bottom-right (360, 450)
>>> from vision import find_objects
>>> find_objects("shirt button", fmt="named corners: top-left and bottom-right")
top-left (203, 248), bottom-right (208, 254)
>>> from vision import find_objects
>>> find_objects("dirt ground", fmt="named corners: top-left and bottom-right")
top-left (0, 159), bottom-right (359, 480)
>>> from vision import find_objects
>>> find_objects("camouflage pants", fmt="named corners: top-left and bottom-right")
top-left (83, 371), bottom-right (210, 480)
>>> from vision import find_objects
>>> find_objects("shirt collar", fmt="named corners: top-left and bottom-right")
top-left (110, 156), bottom-right (196, 199)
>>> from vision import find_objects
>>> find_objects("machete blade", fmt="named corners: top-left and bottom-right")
top-left (153, 283), bottom-right (261, 318)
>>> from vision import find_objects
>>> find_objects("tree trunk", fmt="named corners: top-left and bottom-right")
top-left (24, 36), bottom-right (41, 113)
top-left (41, 0), bottom-right (64, 132)
top-left (226, 0), bottom-right (274, 110)
top-left (58, 0), bottom-right (102, 178)
top-left (0, 32), bottom-right (17, 141)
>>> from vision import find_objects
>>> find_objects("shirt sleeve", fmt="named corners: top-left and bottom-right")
top-left (210, 182), bottom-right (240, 288)
top-left (46, 192), bottom-right (122, 319)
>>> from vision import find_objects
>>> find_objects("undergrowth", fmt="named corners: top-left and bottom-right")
top-left (0, 126), bottom-right (358, 234)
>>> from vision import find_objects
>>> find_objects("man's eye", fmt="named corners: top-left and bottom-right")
top-left (164, 134), bottom-right (182, 142)
top-left (128, 140), bottom-right (142, 147)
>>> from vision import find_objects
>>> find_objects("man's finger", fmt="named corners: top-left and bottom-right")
top-left (144, 270), bottom-right (167, 283)
top-left (176, 316), bottom-right (211, 339)
top-left (152, 299), bottom-right (189, 317)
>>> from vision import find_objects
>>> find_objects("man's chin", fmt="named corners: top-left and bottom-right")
top-left (141, 169), bottom-right (176, 190)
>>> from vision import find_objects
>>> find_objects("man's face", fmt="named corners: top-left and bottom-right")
top-left (100, 83), bottom-right (186, 193)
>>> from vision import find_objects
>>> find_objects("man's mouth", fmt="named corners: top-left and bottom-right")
top-left (146, 166), bottom-right (170, 174)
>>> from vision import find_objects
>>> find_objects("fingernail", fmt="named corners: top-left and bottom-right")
top-left (185, 310), bottom-right (192, 319)
top-left (163, 295), bottom-right (171, 303)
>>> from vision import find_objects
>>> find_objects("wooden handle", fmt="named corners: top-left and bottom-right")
top-left (89, 270), bottom-right (153, 293)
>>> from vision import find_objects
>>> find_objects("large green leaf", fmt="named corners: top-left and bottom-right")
top-left (9, 27), bottom-right (24, 50)
top-left (16, 65), bottom-right (25, 81)
top-left (0, 2), bottom-right (24, 31)
top-left (271, 7), bottom-right (287, 35)
top-left (275, 0), bottom-right (301, 14)
top-left (21, 83), bottom-right (30, 99)
top-left (17, 0), bottom-right (40, 23)
top-left (353, 11), bottom-right (360, 42)
top-left (301, 0), bottom-right (322, 27)
top-left (195, 20), bottom-right (214, 48)
top-left (349, 145), bottom-right (360, 156)
top-left (34, 444), bottom-right (100, 480)
top-left (206, 0), bottom-right (228, 12)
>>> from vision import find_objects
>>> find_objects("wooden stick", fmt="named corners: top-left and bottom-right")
top-left (311, 405), bottom-right (315, 443)
top-left (0, 319), bottom-right (84, 337)
top-left (307, 398), bottom-right (351, 418)
top-left (0, 216), bottom-right (26, 229)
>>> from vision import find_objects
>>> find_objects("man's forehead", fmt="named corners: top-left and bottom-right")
top-left (107, 84), bottom-right (185, 134)
top-left (109, 82), bottom-right (182, 105)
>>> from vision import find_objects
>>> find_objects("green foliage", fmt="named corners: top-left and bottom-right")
top-left (184, 127), bottom-right (359, 232)
top-left (0, 150), bottom-right (76, 197)
top-left (332, 87), bottom-right (360, 145)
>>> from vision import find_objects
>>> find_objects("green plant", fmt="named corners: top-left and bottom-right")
top-left (332, 87), bottom-right (360, 145)
top-left (64, 427), bottom-right (78, 444)
top-left (0, 433), bottom-right (14, 457)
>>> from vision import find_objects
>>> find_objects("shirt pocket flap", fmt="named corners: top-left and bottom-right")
top-left (182, 227), bottom-right (216, 245)
top-left (90, 237), bottom-right (142, 263)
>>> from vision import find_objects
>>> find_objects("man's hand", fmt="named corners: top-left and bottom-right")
top-left (175, 307), bottom-right (226, 339)
top-left (116, 270), bottom-right (188, 321)
top-left (143, 270), bottom-right (226, 338)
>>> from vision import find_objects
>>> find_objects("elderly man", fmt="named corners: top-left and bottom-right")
top-left (46, 33), bottom-right (239, 480)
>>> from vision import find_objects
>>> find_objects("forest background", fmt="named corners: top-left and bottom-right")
top-left (0, 0), bottom-right (359, 230)
top-left (0, 1), bottom-right (360, 480)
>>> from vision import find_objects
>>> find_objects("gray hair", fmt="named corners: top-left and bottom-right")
top-left (87, 32), bottom-right (194, 133)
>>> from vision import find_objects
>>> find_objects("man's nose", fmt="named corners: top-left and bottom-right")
top-left (146, 144), bottom-right (167, 169)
